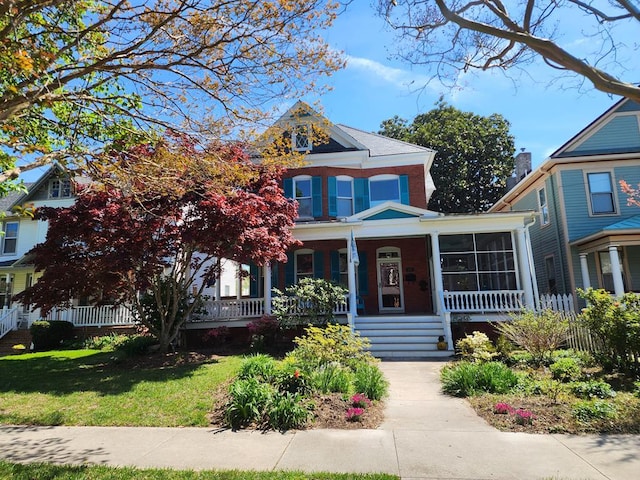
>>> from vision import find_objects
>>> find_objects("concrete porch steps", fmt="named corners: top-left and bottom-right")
top-left (354, 314), bottom-right (453, 359)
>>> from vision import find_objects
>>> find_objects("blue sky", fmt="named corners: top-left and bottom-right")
top-left (299, 1), bottom-right (637, 170)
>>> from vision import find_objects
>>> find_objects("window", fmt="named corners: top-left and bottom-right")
top-left (294, 176), bottom-right (313, 218)
top-left (599, 250), bottom-right (626, 292)
top-left (2, 222), bottom-right (18, 255)
top-left (538, 188), bottom-right (549, 225)
top-left (338, 250), bottom-right (348, 287)
top-left (0, 275), bottom-right (13, 308)
top-left (587, 172), bottom-right (616, 215)
top-left (292, 125), bottom-right (311, 152)
top-left (295, 250), bottom-right (314, 283)
top-left (49, 178), bottom-right (72, 199)
top-left (440, 232), bottom-right (517, 291)
top-left (545, 256), bottom-right (557, 294)
top-left (336, 177), bottom-right (353, 217)
top-left (369, 175), bottom-right (400, 207)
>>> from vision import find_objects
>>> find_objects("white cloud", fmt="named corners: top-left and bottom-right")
top-left (345, 55), bottom-right (433, 90)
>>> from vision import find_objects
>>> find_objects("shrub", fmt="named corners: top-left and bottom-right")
top-left (571, 380), bottom-right (616, 399)
top-left (238, 354), bottom-right (278, 382)
top-left (29, 320), bottom-right (75, 351)
top-left (202, 326), bottom-right (231, 346)
top-left (225, 378), bottom-right (274, 428)
top-left (455, 331), bottom-right (498, 362)
top-left (441, 361), bottom-right (520, 397)
top-left (353, 362), bottom-right (388, 401)
top-left (288, 323), bottom-right (375, 369)
top-left (550, 357), bottom-right (583, 382)
top-left (494, 309), bottom-right (570, 366)
top-left (265, 393), bottom-right (311, 431)
top-left (572, 400), bottom-right (617, 423)
top-left (310, 363), bottom-right (354, 394)
top-left (274, 365), bottom-right (311, 395)
top-left (272, 278), bottom-right (347, 326)
top-left (578, 288), bottom-right (640, 372)
top-left (117, 335), bottom-right (157, 356)
top-left (84, 333), bottom-right (131, 351)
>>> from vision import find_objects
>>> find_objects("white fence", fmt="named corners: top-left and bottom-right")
top-left (0, 307), bottom-right (18, 340)
top-left (442, 290), bottom-right (525, 313)
top-left (194, 298), bottom-right (265, 322)
top-left (41, 305), bottom-right (136, 327)
top-left (539, 293), bottom-right (575, 313)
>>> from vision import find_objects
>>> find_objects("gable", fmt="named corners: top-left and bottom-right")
top-left (363, 209), bottom-right (421, 221)
top-left (555, 99), bottom-right (640, 158)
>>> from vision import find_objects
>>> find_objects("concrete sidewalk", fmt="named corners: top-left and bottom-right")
top-left (0, 361), bottom-right (638, 479)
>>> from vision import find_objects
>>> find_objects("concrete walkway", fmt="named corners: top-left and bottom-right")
top-left (1, 361), bottom-right (639, 479)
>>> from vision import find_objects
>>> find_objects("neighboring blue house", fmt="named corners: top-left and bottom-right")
top-left (491, 97), bottom-right (640, 303)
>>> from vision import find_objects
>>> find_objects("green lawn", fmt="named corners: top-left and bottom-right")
top-left (0, 462), bottom-right (399, 480)
top-left (0, 350), bottom-right (242, 426)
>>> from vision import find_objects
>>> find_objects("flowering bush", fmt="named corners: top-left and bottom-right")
top-left (493, 402), bottom-right (515, 414)
top-left (514, 409), bottom-right (535, 425)
top-left (345, 407), bottom-right (364, 422)
top-left (202, 326), bottom-right (230, 345)
top-left (351, 393), bottom-right (372, 409)
top-left (455, 331), bottom-right (498, 362)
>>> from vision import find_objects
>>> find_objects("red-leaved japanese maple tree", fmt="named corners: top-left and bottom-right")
top-left (17, 140), bottom-right (299, 352)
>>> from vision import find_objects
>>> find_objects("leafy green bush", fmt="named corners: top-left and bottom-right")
top-left (272, 278), bottom-right (347, 326)
top-left (572, 400), bottom-right (617, 423)
top-left (571, 380), bottom-right (616, 399)
top-left (29, 320), bottom-right (75, 351)
top-left (288, 324), bottom-right (375, 370)
top-left (354, 362), bottom-right (388, 401)
top-left (274, 364), bottom-right (311, 395)
top-left (494, 309), bottom-right (570, 366)
top-left (84, 333), bottom-right (131, 351)
top-left (225, 378), bottom-right (274, 428)
top-left (578, 288), bottom-right (640, 372)
top-left (550, 357), bottom-right (583, 382)
top-left (117, 335), bottom-right (157, 356)
top-left (441, 361), bottom-right (520, 397)
top-left (455, 331), bottom-right (498, 362)
top-left (310, 363), bottom-right (354, 394)
top-left (238, 354), bottom-right (278, 382)
top-left (265, 393), bottom-right (311, 430)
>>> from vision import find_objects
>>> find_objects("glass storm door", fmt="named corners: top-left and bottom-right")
top-left (377, 258), bottom-right (404, 312)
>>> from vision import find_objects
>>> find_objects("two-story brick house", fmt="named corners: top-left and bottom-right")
top-left (491, 97), bottom-right (640, 304)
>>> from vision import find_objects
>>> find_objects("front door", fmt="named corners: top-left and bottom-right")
top-left (377, 248), bottom-right (404, 312)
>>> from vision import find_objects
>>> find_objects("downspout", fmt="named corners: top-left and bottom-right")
top-left (524, 216), bottom-right (540, 311)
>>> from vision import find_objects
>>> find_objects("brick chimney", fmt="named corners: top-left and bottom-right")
top-left (506, 150), bottom-right (532, 190)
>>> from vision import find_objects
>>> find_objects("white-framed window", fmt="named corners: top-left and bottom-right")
top-left (538, 187), bottom-right (549, 225)
top-left (336, 176), bottom-right (353, 217)
top-left (598, 250), bottom-right (626, 292)
top-left (49, 178), bottom-right (72, 199)
top-left (293, 175), bottom-right (313, 218)
top-left (338, 248), bottom-right (348, 287)
top-left (369, 174), bottom-right (400, 207)
top-left (2, 222), bottom-right (18, 255)
top-left (295, 249), bottom-right (314, 283)
top-left (439, 232), bottom-right (517, 291)
top-left (587, 172), bottom-right (616, 215)
top-left (292, 125), bottom-right (312, 152)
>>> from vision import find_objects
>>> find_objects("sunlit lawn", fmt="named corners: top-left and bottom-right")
top-left (0, 462), bottom-right (399, 480)
top-left (0, 350), bottom-right (242, 427)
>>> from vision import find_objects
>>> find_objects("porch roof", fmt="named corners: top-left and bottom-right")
top-left (571, 215), bottom-right (640, 251)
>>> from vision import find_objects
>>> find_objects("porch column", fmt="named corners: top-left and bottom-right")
top-left (236, 263), bottom-right (242, 299)
top-left (579, 253), bottom-right (591, 289)
top-left (608, 245), bottom-right (625, 297)
top-left (3, 273), bottom-right (9, 309)
top-left (264, 262), bottom-right (272, 316)
top-left (430, 232), bottom-right (444, 315)
top-left (347, 235), bottom-right (358, 321)
top-left (516, 228), bottom-right (535, 309)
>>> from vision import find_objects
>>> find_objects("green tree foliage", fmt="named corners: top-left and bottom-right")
top-left (0, 0), bottom-right (344, 193)
top-left (378, 100), bottom-right (515, 213)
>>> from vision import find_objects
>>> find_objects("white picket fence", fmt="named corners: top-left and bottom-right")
top-left (0, 307), bottom-right (18, 340)
top-left (539, 293), bottom-right (575, 313)
top-left (40, 305), bottom-right (136, 327)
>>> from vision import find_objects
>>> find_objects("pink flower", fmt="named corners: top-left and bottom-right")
top-left (346, 407), bottom-right (364, 422)
top-left (494, 402), bottom-right (515, 415)
top-left (514, 409), bottom-right (535, 425)
top-left (351, 393), bottom-right (372, 409)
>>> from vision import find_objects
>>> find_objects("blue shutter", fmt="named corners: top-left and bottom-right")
top-left (330, 251), bottom-right (340, 283)
top-left (312, 176), bottom-right (322, 217)
top-left (313, 251), bottom-right (324, 279)
top-left (270, 262), bottom-right (279, 290)
top-left (283, 177), bottom-right (293, 199)
top-left (354, 178), bottom-right (369, 213)
top-left (285, 252), bottom-right (295, 286)
top-left (249, 264), bottom-right (259, 297)
top-left (328, 176), bottom-right (337, 217)
top-left (357, 251), bottom-right (368, 295)
top-left (400, 175), bottom-right (409, 205)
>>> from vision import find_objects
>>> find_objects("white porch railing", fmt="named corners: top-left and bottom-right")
top-left (539, 293), bottom-right (575, 313)
top-left (192, 298), bottom-right (266, 322)
top-left (0, 307), bottom-right (18, 340)
top-left (41, 305), bottom-right (136, 327)
top-left (442, 290), bottom-right (525, 313)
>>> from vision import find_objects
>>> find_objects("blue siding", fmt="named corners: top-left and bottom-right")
top-left (616, 100), bottom-right (640, 113)
top-left (569, 115), bottom-right (640, 155)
